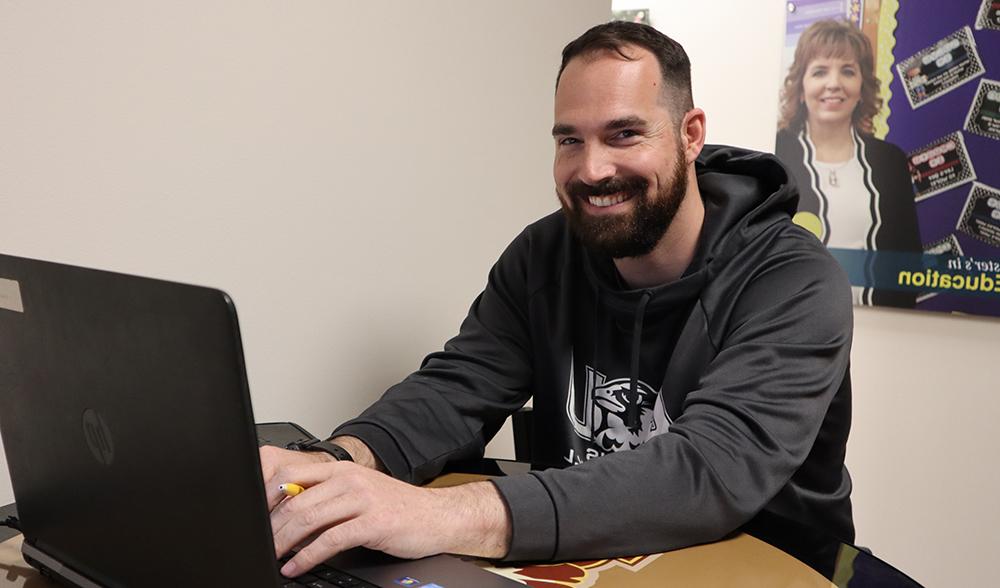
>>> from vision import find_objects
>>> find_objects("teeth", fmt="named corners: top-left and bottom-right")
top-left (588, 193), bottom-right (629, 207)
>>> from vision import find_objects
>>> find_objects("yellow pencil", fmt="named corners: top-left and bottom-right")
top-left (279, 483), bottom-right (305, 497)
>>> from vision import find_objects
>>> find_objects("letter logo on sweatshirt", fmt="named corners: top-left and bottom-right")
top-left (566, 361), bottom-right (671, 453)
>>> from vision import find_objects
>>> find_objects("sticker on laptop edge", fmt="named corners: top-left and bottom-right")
top-left (957, 183), bottom-right (1000, 248)
top-left (976, 0), bottom-right (1000, 30)
top-left (0, 278), bottom-right (24, 313)
top-left (907, 131), bottom-right (977, 201)
top-left (896, 26), bottom-right (985, 109)
top-left (964, 79), bottom-right (1000, 141)
top-left (394, 578), bottom-right (422, 587)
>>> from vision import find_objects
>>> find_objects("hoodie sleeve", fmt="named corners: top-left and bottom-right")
top-left (331, 230), bottom-right (534, 484)
top-left (492, 236), bottom-right (853, 561)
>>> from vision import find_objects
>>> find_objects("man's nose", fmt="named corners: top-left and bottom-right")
top-left (578, 144), bottom-right (616, 185)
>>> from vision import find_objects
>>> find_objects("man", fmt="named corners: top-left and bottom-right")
top-left (262, 21), bottom-right (854, 578)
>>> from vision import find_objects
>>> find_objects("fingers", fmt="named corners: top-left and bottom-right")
top-left (280, 520), bottom-right (369, 578)
top-left (268, 462), bottom-right (365, 555)
top-left (271, 483), bottom-right (360, 561)
top-left (260, 452), bottom-right (339, 510)
top-left (269, 466), bottom-right (374, 577)
top-left (258, 445), bottom-right (284, 484)
top-left (262, 461), bottom-right (422, 578)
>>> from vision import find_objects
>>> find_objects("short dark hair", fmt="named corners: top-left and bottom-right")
top-left (557, 21), bottom-right (694, 120)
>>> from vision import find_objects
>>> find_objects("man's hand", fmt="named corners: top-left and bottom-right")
top-left (259, 444), bottom-right (335, 488)
top-left (259, 446), bottom-right (512, 578)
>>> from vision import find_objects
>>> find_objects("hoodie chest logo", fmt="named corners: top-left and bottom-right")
top-left (565, 361), bottom-right (672, 455)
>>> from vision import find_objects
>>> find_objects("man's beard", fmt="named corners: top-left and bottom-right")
top-left (559, 151), bottom-right (688, 259)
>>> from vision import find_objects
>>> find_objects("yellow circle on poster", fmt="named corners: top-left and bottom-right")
top-left (793, 212), bottom-right (823, 240)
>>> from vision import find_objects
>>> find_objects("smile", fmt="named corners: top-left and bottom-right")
top-left (587, 193), bottom-right (632, 207)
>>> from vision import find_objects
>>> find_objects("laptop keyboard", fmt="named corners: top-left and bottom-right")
top-left (277, 555), bottom-right (378, 588)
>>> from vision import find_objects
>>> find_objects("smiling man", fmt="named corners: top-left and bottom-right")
top-left (261, 21), bottom-right (855, 577)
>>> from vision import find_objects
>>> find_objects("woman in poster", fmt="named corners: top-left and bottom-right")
top-left (776, 19), bottom-right (921, 308)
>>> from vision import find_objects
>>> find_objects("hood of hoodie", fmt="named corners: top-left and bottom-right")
top-left (579, 144), bottom-right (799, 428)
top-left (583, 144), bottom-right (798, 323)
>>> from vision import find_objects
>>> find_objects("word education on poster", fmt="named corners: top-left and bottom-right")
top-left (775, 0), bottom-right (1000, 318)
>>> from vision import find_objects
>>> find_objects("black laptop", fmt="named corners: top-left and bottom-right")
top-left (0, 253), bottom-right (519, 588)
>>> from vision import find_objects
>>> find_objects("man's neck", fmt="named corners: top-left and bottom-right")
top-left (613, 176), bottom-right (705, 289)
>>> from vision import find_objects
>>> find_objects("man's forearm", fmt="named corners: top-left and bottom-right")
top-left (335, 435), bottom-right (512, 558)
top-left (427, 481), bottom-right (512, 559)
top-left (329, 435), bottom-right (510, 558)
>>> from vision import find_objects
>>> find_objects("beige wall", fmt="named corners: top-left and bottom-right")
top-left (4, 1), bottom-right (999, 586)
top-left (613, 0), bottom-right (1000, 586)
top-left (0, 0), bottom-right (608, 501)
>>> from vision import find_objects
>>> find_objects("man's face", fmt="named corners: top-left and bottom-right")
top-left (553, 46), bottom-right (688, 259)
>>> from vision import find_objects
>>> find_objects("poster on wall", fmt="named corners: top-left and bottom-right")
top-left (774, 0), bottom-right (1000, 317)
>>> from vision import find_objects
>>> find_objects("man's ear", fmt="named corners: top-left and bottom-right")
top-left (681, 108), bottom-right (706, 164)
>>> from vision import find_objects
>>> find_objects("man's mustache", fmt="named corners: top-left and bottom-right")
top-left (566, 176), bottom-right (648, 199)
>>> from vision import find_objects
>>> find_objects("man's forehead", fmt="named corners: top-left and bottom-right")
top-left (554, 47), bottom-right (671, 130)
top-left (557, 45), bottom-right (660, 91)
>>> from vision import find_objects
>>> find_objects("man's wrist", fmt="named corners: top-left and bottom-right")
top-left (303, 439), bottom-right (354, 462)
top-left (429, 481), bottom-right (512, 560)
top-left (329, 435), bottom-right (385, 472)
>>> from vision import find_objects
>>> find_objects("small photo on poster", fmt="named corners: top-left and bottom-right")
top-left (957, 183), bottom-right (1000, 248)
top-left (918, 235), bottom-right (966, 303)
top-left (924, 234), bottom-right (965, 257)
top-left (976, 0), bottom-right (1000, 30)
top-left (964, 79), bottom-right (1000, 141)
top-left (907, 131), bottom-right (977, 201)
top-left (612, 9), bottom-right (650, 25)
top-left (896, 26), bottom-right (985, 109)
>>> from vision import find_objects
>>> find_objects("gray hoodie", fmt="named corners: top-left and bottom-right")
top-left (334, 145), bottom-right (854, 562)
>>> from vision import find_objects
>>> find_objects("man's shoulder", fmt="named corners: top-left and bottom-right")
top-left (767, 219), bottom-right (847, 277)
top-left (508, 210), bottom-right (573, 259)
top-left (701, 220), bottom-right (852, 345)
top-left (525, 209), bottom-right (568, 235)
top-left (708, 217), bottom-right (850, 301)
top-left (492, 211), bottom-right (574, 291)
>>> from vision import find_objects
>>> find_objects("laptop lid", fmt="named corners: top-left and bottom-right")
top-left (0, 254), bottom-right (521, 588)
top-left (0, 254), bottom-right (282, 587)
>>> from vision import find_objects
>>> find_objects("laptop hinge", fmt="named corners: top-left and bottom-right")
top-left (21, 541), bottom-right (104, 588)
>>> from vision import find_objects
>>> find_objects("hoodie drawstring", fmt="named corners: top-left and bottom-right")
top-left (626, 290), bottom-right (653, 429)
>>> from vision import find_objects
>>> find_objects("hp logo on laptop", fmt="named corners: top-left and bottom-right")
top-left (82, 408), bottom-right (115, 466)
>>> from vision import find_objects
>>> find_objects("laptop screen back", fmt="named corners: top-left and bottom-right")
top-left (0, 254), bottom-right (282, 587)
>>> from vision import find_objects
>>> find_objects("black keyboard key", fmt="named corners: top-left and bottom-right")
top-left (314, 568), bottom-right (349, 581)
top-left (312, 568), bottom-right (375, 587)
top-left (275, 556), bottom-right (377, 587)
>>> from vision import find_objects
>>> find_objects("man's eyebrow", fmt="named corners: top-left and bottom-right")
top-left (552, 123), bottom-right (576, 136)
top-left (551, 116), bottom-right (648, 137)
top-left (606, 116), bottom-right (647, 131)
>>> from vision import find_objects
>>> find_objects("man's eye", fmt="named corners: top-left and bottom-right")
top-left (559, 137), bottom-right (580, 146)
top-left (615, 130), bottom-right (639, 139)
